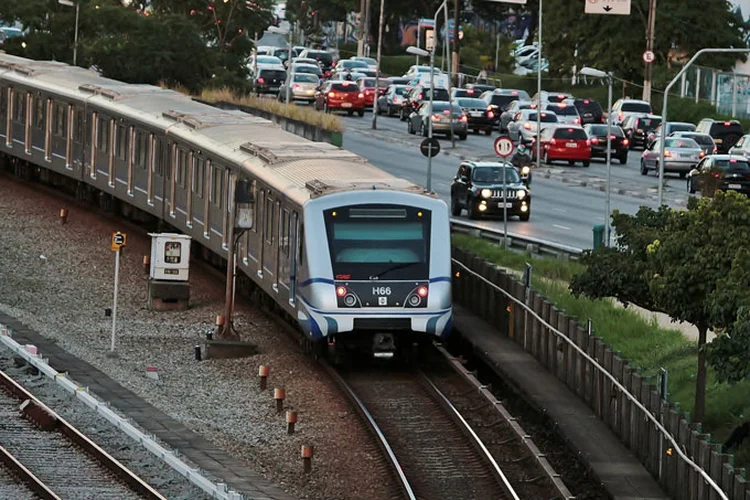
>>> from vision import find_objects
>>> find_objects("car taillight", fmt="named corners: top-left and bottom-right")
top-left (725, 121), bottom-right (731, 126)
top-left (619, 111), bottom-right (624, 120)
top-left (292, 84), bottom-right (299, 89)
top-left (622, 139), bottom-right (629, 146)
top-left (328, 91), bottom-right (335, 98)
top-left (257, 77), bottom-right (265, 84)
top-left (487, 106), bottom-right (493, 111)
top-left (589, 137), bottom-right (599, 145)
top-left (523, 123), bottom-right (531, 130)
top-left (713, 146), bottom-right (718, 153)
top-left (459, 115), bottom-right (467, 122)
top-left (431, 114), bottom-right (441, 122)
top-left (664, 150), bottom-right (672, 157)
top-left (699, 151), bottom-right (706, 158)
top-left (358, 93), bottom-right (364, 98)
top-left (574, 117), bottom-right (581, 124)
top-left (601, 115), bottom-right (606, 123)
top-left (549, 138), bottom-right (557, 145)
top-left (487, 111), bottom-right (494, 118)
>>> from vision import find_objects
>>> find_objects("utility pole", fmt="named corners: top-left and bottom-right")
top-left (643, 0), bottom-right (657, 102)
top-left (364, 0), bottom-right (371, 57)
top-left (357, 0), bottom-right (366, 56)
top-left (452, 0), bottom-right (460, 85)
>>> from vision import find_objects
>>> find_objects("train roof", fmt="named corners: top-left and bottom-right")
top-left (0, 53), bottom-right (431, 205)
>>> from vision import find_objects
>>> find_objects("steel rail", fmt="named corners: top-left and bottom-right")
top-left (451, 256), bottom-right (729, 500)
top-left (0, 444), bottom-right (60, 500)
top-left (319, 362), bottom-right (416, 500)
top-left (419, 373), bottom-right (521, 500)
top-left (0, 369), bottom-right (167, 500)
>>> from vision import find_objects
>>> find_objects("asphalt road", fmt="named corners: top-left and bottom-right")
top-left (337, 111), bottom-right (688, 250)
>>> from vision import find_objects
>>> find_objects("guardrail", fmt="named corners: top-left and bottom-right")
top-left (450, 219), bottom-right (584, 260)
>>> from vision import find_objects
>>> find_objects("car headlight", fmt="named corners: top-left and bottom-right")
top-left (517, 190), bottom-right (526, 199)
top-left (521, 166), bottom-right (530, 175)
top-left (481, 189), bottom-right (492, 199)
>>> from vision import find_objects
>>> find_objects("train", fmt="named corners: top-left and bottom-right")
top-left (0, 53), bottom-right (452, 360)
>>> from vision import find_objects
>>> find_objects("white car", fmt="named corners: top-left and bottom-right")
top-left (403, 65), bottom-right (442, 77)
top-left (508, 109), bottom-right (559, 144)
top-left (350, 56), bottom-right (377, 71)
top-left (247, 55), bottom-right (285, 77)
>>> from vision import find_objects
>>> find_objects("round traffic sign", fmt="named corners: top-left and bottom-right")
top-left (643, 50), bottom-right (655, 63)
top-left (494, 136), bottom-right (515, 157)
top-left (420, 137), bottom-right (441, 158)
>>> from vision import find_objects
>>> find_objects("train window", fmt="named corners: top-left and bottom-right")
top-left (53, 103), bottom-right (66, 137)
top-left (281, 209), bottom-right (289, 255)
top-left (135, 131), bottom-right (147, 169)
top-left (96, 116), bottom-right (109, 153)
top-left (73, 109), bottom-right (83, 141)
top-left (298, 224), bottom-right (305, 263)
top-left (211, 165), bottom-right (223, 207)
top-left (194, 158), bottom-right (205, 198)
top-left (34, 96), bottom-right (44, 129)
top-left (264, 195), bottom-right (274, 244)
top-left (153, 139), bottom-right (164, 176)
top-left (116, 124), bottom-right (128, 161)
top-left (176, 148), bottom-right (188, 188)
top-left (251, 181), bottom-right (258, 232)
top-left (0, 88), bottom-right (6, 115)
top-left (14, 92), bottom-right (25, 122)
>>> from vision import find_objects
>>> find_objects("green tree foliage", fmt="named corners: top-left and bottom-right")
top-left (570, 192), bottom-right (750, 423)
top-left (542, 0), bottom-right (747, 83)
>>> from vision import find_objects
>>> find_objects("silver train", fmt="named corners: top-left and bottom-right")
top-left (0, 53), bottom-right (452, 358)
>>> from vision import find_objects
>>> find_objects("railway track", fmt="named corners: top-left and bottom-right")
top-left (0, 368), bottom-right (166, 500)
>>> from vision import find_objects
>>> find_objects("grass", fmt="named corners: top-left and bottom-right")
top-left (453, 233), bottom-right (750, 463)
top-left (199, 88), bottom-right (344, 133)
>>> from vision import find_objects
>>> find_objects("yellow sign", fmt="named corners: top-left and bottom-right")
top-left (111, 232), bottom-right (127, 252)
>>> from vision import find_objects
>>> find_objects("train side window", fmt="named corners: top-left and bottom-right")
top-left (116, 124), bottom-right (128, 161)
top-left (53, 103), bottom-right (67, 137)
top-left (211, 165), bottom-right (223, 207)
top-left (97, 116), bottom-right (109, 153)
top-left (73, 109), bottom-right (83, 142)
top-left (14, 91), bottom-right (25, 122)
top-left (281, 209), bottom-right (289, 255)
top-left (153, 139), bottom-right (164, 176)
top-left (251, 181), bottom-right (258, 232)
top-left (135, 130), bottom-right (147, 169)
top-left (194, 158), bottom-right (205, 198)
top-left (34, 96), bottom-right (44, 129)
top-left (175, 148), bottom-right (188, 188)
top-left (0, 88), bottom-right (6, 116)
top-left (264, 194), bottom-right (274, 244)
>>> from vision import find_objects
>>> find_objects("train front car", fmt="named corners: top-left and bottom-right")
top-left (298, 189), bottom-right (452, 360)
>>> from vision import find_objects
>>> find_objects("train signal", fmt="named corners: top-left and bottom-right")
top-left (111, 232), bottom-right (127, 252)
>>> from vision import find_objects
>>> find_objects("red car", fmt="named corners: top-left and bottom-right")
top-left (314, 81), bottom-right (366, 116)
top-left (355, 77), bottom-right (385, 108)
top-left (533, 125), bottom-right (592, 167)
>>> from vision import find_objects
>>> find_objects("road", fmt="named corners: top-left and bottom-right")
top-left (338, 110), bottom-right (689, 250)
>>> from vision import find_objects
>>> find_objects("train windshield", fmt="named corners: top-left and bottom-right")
top-left (324, 205), bottom-right (431, 280)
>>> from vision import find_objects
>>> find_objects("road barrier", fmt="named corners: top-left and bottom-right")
top-left (451, 247), bottom-right (749, 500)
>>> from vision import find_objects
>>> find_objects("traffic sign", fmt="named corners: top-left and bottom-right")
top-left (111, 232), bottom-right (127, 252)
top-left (494, 136), bottom-right (515, 158)
top-left (585, 0), bottom-right (631, 15)
top-left (420, 137), bottom-right (440, 158)
top-left (642, 50), bottom-right (655, 63)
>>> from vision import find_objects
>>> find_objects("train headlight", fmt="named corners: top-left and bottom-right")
top-left (517, 190), bottom-right (526, 200)
top-left (343, 294), bottom-right (357, 307)
top-left (417, 286), bottom-right (428, 297)
top-left (481, 188), bottom-right (492, 199)
top-left (336, 286), bottom-right (347, 297)
top-left (408, 294), bottom-right (421, 307)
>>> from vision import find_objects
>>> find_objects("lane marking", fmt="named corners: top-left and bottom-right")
top-left (553, 208), bottom-right (567, 213)
top-left (553, 224), bottom-right (571, 231)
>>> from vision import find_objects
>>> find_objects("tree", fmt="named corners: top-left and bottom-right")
top-left (570, 192), bottom-right (750, 423)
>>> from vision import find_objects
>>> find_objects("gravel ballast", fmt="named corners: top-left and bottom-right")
top-left (0, 173), bottom-right (388, 500)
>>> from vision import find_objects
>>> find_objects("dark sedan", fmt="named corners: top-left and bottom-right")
top-left (455, 97), bottom-right (494, 135)
top-left (583, 124), bottom-right (629, 164)
top-left (687, 155), bottom-right (750, 195)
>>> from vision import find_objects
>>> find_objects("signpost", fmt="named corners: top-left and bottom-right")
top-left (642, 50), bottom-right (655, 63)
top-left (110, 232), bottom-right (126, 354)
top-left (494, 136), bottom-right (514, 158)
top-left (584, 0), bottom-right (631, 15)
top-left (420, 137), bottom-right (441, 158)
top-left (493, 136), bottom-right (515, 249)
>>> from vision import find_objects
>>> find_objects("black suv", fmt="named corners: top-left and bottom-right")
top-left (573, 98), bottom-right (604, 125)
top-left (696, 119), bottom-right (745, 153)
top-left (621, 114), bottom-right (662, 150)
top-left (451, 161), bottom-right (531, 221)
top-left (399, 85), bottom-right (450, 121)
top-left (255, 67), bottom-right (286, 95)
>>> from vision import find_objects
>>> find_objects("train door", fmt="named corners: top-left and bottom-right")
top-left (113, 121), bottom-right (129, 191)
top-left (11, 89), bottom-right (26, 150)
top-left (132, 128), bottom-right (149, 203)
top-left (288, 212), bottom-right (299, 306)
top-left (30, 93), bottom-right (45, 155)
top-left (208, 162), bottom-right (225, 248)
top-left (171, 146), bottom-right (188, 224)
top-left (191, 155), bottom-right (206, 231)
top-left (150, 135), bottom-right (165, 214)
top-left (0, 86), bottom-right (7, 144)
top-left (50, 102), bottom-right (68, 167)
top-left (278, 207), bottom-right (290, 291)
top-left (262, 191), bottom-right (276, 283)
top-left (256, 188), bottom-right (265, 278)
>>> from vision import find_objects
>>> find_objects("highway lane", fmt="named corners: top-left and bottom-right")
top-left (343, 128), bottom-right (657, 249)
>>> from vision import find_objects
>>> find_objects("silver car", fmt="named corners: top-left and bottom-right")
top-left (407, 101), bottom-right (468, 140)
top-left (640, 137), bottom-right (704, 177)
top-left (508, 109), bottom-right (558, 144)
top-left (545, 101), bottom-right (580, 125)
top-left (499, 100), bottom-right (534, 132)
top-left (278, 72), bottom-right (319, 102)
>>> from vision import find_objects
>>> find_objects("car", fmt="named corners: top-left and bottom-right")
top-left (404, 65), bottom-right (440, 77)
top-left (278, 72), bottom-right (319, 102)
top-left (452, 88), bottom-right (482, 99)
top-left (583, 124), bottom-right (629, 164)
top-left (531, 91), bottom-right (573, 105)
top-left (611, 98), bottom-right (653, 126)
top-left (687, 155), bottom-right (750, 195)
top-left (314, 80), bottom-right (366, 116)
top-left (573, 98), bottom-right (604, 124)
top-left (670, 132), bottom-right (716, 156)
top-left (696, 119), bottom-right (745, 153)
top-left (331, 70), bottom-right (367, 82)
top-left (481, 89), bottom-right (531, 121)
top-left (376, 84), bottom-right (409, 117)
top-left (254, 67), bottom-right (287, 95)
top-left (355, 77), bottom-right (382, 108)
top-left (388, 77), bottom-right (412, 86)
top-left (499, 100), bottom-right (535, 132)
top-left (451, 161), bottom-right (531, 220)
top-left (508, 109), bottom-right (558, 144)
top-left (621, 114), bottom-right (662, 150)
top-left (0, 27), bottom-right (23, 45)
top-left (290, 57), bottom-right (319, 67)
top-left (465, 83), bottom-right (496, 95)
top-left (290, 63), bottom-right (322, 78)
top-left (350, 56), bottom-right (377, 70)
top-left (533, 125), bottom-right (591, 167)
top-left (298, 49), bottom-right (334, 72)
top-left (728, 134), bottom-right (750, 158)
top-left (640, 136), bottom-right (704, 177)
top-left (647, 121), bottom-right (696, 144)
top-left (399, 85), bottom-right (450, 120)
top-left (407, 101), bottom-right (468, 139)
top-left (271, 47), bottom-right (292, 65)
top-left (454, 97), bottom-right (495, 135)
top-left (335, 59), bottom-right (369, 73)
top-left (248, 55), bottom-right (285, 77)
top-left (545, 101), bottom-right (581, 125)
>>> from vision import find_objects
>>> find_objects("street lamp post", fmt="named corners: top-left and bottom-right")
top-left (580, 66), bottom-right (613, 246)
top-left (58, 0), bottom-right (79, 66)
top-left (371, 0), bottom-right (385, 130)
top-left (658, 47), bottom-right (750, 206)
top-left (535, 0), bottom-right (543, 170)
top-left (407, 46), bottom-right (432, 189)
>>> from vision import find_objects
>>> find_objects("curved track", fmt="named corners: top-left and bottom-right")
top-left (0, 369), bottom-right (166, 500)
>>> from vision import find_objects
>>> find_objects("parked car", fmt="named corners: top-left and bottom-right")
top-left (376, 85), bottom-right (409, 117)
top-left (455, 97), bottom-right (495, 135)
top-left (500, 100), bottom-right (535, 132)
top-left (640, 137), bottom-right (704, 177)
top-left (545, 101), bottom-right (581, 125)
top-left (647, 122), bottom-right (696, 143)
top-left (696, 119), bottom-right (745, 153)
top-left (508, 109), bottom-right (558, 144)
top-left (314, 80), bottom-right (365, 116)
top-left (254, 67), bottom-right (287, 95)
top-left (399, 85), bottom-right (450, 121)
top-left (278, 72), bottom-right (319, 103)
top-left (670, 132), bottom-right (716, 156)
top-left (407, 101), bottom-right (467, 140)
top-left (573, 98), bottom-right (604, 124)
top-left (621, 114), bottom-right (662, 150)
top-left (451, 161), bottom-right (531, 220)
top-left (298, 49), bottom-right (334, 73)
top-left (687, 155), bottom-right (750, 195)
top-left (583, 124), bottom-right (629, 164)
top-left (611, 98), bottom-right (653, 126)
top-left (533, 125), bottom-right (591, 167)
